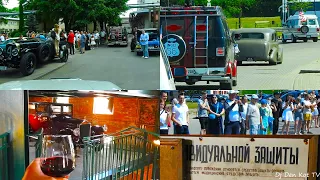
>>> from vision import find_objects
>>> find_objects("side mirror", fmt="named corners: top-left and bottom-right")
top-left (234, 34), bottom-right (241, 40)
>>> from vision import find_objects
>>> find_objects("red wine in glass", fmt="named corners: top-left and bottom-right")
top-left (40, 135), bottom-right (75, 177)
top-left (41, 157), bottom-right (75, 177)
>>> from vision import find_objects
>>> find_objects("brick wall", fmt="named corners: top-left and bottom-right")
top-left (29, 96), bottom-right (159, 133)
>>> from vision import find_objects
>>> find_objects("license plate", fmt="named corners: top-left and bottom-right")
top-left (0, 66), bottom-right (7, 70)
top-left (307, 35), bottom-right (311, 38)
top-left (247, 58), bottom-right (254, 61)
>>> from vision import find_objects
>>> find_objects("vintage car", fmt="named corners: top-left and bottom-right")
top-left (135, 28), bottom-right (160, 56)
top-left (29, 102), bottom-right (107, 146)
top-left (107, 26), bottom-right (128, 46)
top-left (232, 28), bottom-right (283, 65)
top-left (282, 14), bottom-right (319, 43)
top-left (0, 37), bottom-right (67, 76)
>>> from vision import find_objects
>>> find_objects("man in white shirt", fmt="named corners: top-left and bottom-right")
top-left (246, 94), bottom-right (261, 135)
top-left (95, 31), bottom-right (100, 47)
top-left (171, 93), bottom-right (190, 134)
top-left (0, 33), bottom-right (5, 42)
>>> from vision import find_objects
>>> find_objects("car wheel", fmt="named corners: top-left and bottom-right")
top-left (137, 51), bottom-right (142, 56)
top-left (282, 34), bottom-right (287, 43)
top-left (220, 82), bottom-right (232, 90)
top-left (313, 38), bottom-right (318, 42)
top-left (37, 44), bottom-right (51, 63)
top-left (236, 61), bottom-right (242, 66)
top-left (20, 52), bottom-right (37, 76)
top-left (303, 38), bottom-right (308, 42)
top-left (292, 35), bottom-right (297, 43)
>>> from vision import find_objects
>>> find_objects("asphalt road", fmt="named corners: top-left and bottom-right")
top-left (0, 41), bottom-right (160, 90)
top-left (175, 40), bottom-right (320, 90)
top-left (38, 45), bottom-right (160, 90)
top-left (168, 109), bottom-right (320, 135)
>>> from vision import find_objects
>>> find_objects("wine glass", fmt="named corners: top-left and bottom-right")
top-left (40, 135), bottom-right (76, 177)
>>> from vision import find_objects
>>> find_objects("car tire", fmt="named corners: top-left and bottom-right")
top-left (236, 61), bottom-right (242, 66)
top-left (292, 35), bottom-right (297, 43)
top-left (137, 51), bottom-right (142, 56)
top-left (269, 60), bottom-right (277, 65)
top-left (20, 52), bottom-right (37, 76)
top-left (220, 82), bottom-right (232, 90)
top-left (282, 34), bottom-right (287, 43)
top-left (303, 38), bottom-right (308, 42)
top-left (37, 44), bottom-right (51, 63)
top-left (313, 38), bottom-right (318, 42)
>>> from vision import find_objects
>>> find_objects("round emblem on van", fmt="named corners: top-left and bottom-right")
top-left (162, 34), bottom-right (186, 63)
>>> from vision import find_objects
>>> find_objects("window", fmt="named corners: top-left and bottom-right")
top-left (56, 97), bottom-right (69, 104)
top-left (240, 33), bottom-right (265, 39)
top-left (308, 19), bottom-right (316, 25)
top-left (93, 97), bottom-right (113, 114)
top-left (56, 97), bottom-right (70, 113)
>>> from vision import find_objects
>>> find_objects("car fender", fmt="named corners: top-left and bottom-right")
top-left (278, 46), bottom-right (283, 59)
top-left (268, 47), bottom-right (278, 61)
top-left (21, 48), bottom-right (32, 53)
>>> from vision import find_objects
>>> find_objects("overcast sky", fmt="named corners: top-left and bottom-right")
top-left (3, 0), bottom-right (137, 17)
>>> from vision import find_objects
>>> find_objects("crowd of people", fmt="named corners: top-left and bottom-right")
top-left (159, 90), bottom-right (320, 135)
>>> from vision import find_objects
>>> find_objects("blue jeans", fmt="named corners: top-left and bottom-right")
top-left (141, 45), bottom-right (149, 57)
top-left (175, 125), bottom-right (190, 134)
top-left (224, 121), bottom-right (240, 135)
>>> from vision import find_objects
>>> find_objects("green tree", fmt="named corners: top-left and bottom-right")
top-left (26, 14), bottom-right (38, 32)
top-left (289, 0), bottom-right (313, 12)
top-left (19, 0), bottom-right (24, 32)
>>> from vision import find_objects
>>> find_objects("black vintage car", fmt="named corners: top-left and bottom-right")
top-left (0, 37), bottom-right (68, 76)
top-left (29, 102), bottom-right (107, 146)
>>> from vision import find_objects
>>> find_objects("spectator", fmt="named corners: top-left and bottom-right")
top-left (246, 94), bottom-right (260, 135)
top-left (271, 92), bottom-right (282, 134)
top-left (294, 97), bottom-right (303, 135)
top-left (67, 30), bottom-right (75, 55)
top-left (224, 90), bottom-right (243, 135)
top-left (171, 93), bottom-right (190, 134)
top-left (197, 91), bottom-right (210, 135)
top-left (207, 95), bottom-right (225, 135)
top-left (160, 100), bottom-right (170, 135)
top-left (139, 29), bottom-right (149, 59)
top-left (281, 95), bottom-right (294, 135)
top-left (240, 96), bottom-right (249, 134)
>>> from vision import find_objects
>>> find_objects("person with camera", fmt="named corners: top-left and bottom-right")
top-left (224, 90), bottom-right (243, 135)
top-left (281, 95), bottom-right (294, 135)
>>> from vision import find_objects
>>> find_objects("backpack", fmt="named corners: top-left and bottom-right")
top-left (51, 31), bottom-right (56, 39)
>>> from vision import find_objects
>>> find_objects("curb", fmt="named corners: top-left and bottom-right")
top-left (33, 62), bottom-right (67, 80)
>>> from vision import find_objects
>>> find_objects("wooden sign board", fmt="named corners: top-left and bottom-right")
top-left (160, 136), bottom-right (319, 180)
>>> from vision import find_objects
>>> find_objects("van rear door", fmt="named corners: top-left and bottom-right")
top-left (161, 14), bottom-right (228, 68)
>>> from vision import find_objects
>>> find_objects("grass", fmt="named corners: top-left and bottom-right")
top-left (186, 102), bottom-right (198, 109)
top-left (227, 16), bottom-right (282, 29)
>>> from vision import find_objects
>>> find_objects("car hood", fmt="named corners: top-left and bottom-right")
top-left (0, 79), bottom-right (121, 90)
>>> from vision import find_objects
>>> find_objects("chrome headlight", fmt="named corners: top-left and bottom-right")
top-left (73, 128), bottom-right (80, 136)
top-left (0, 48), bottom-right (3, 55)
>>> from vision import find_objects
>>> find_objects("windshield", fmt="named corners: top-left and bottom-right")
top-left (239, 33), bottom-right (265, 39)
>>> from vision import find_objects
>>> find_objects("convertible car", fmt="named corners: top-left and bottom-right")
top-left (232, 28), bottom-right (283, 65)
top-left (0, 37), bottom-right (67, 76)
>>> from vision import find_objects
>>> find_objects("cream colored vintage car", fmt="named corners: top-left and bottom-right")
top-left (232, 28), bottom-right (283, 65)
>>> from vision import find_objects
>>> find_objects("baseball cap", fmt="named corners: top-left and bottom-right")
top-left (261, 99), bottom-right (268, 105)
top-left (229, 90), bottom-right (239, 94)
top-left (252, 94), bottom-right (259, 99)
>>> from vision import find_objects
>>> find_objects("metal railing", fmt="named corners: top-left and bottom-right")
top-left (82, 126), bottom-right (160, 180)
top-left (27, 128), bottom-right (43, 158)
top-left (0, 132), bottom-right (9, 180)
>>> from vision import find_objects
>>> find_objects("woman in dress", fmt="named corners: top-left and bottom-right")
top-left (281, 96), bottom-right (294, 135)
top-left (90, 35), bottom-right (96, 49)
top-left (160, 100), bottom-right (170, 135)
top-left (260, 99), bottom-right (271, 135)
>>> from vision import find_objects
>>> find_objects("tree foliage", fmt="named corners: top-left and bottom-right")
top-left (25, 0), bottom-right (128, 31)
top-left (289, 0), bottom-right (313, 12)
top-left (26, 14), bottom-right (38, 32)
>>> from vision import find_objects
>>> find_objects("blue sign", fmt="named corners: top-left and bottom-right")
top-left (162, 34), bottom-right (186, 63)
